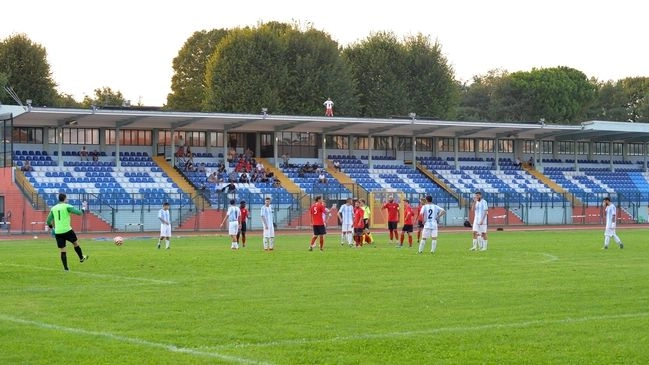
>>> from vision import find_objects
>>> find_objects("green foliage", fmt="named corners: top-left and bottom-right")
top-left (0, 34), bottom-right (57, 106)
top-left (1, 230), bottom-right (648, 364)
top-left (343, 32), bottom-right (410, 117)
top-left (343, 32), bottom-right (458, 119)
top-left (55, 92), bottom-right (82, 108)
top-left (203, 22), bottom-right (358, 115)
top-left (166, 29), bottom-right (229, 111)
top-left (461, 67), bottom-right (597, 123)
top-left (81, 86), bottom-right (125, 108)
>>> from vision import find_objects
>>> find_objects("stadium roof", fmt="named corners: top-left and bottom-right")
top-left (4, 105), bottom-right (649, 142)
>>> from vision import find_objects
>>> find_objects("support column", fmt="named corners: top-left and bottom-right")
top-left (115, 128), bottom-right (121, 169)
top-left (412, 136), bottom-right (417, 170)
top-left (453, 137), bottom-right (459, 170)
top-left (322, 134), bottom-right (327, 167)
top-left (273, 132), bottom-right (279, 168)
top-left (609, 141), bottom-right (614, 172)
top-left (494, 138), bottom-right (500, 171)
top-left (57, 127), bottom-right (63, 167)
top-left (223, 130), bottom-right (229, 166)
top-left (368, 135), bottom-right (374, 169)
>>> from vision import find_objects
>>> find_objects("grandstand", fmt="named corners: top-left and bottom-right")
top-left (2, 104), bottom-right (649, 233)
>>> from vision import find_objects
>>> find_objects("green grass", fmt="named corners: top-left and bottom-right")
top-left (1, 229), bottom-right (648, 364)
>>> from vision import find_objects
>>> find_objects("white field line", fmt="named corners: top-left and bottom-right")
top-left (0, 263), bottom-right (176, 284)
top-left (540, 252), bottom-right (559, 263)
top-left (209, 312), bottom-right (649, 350)
top-left (0, 314), bottom-right (273, 365)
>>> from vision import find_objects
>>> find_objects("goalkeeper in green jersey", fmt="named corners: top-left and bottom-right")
top-left (46, 193), bottom-right (88, 271)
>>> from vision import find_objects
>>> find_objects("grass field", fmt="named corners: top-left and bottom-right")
top-left (1, 228), bottom-right (648, 364)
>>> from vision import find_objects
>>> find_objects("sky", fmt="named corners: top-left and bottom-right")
top-left (2, 0), bottom-right (647, 106)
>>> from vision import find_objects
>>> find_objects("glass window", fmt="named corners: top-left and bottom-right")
top-left (558, 141), bottom-right (574, 155)
top-left (498, 139), bottom-right (513, 153)
top-left (437, 138), bottom-right (453, 152)
top-left (477, 139), bottom-right (493, 153)
top-left (458, 138), bottom-right (474, 152)
top-left (49, 128), bottom-right (100, 144)
top-left (397, 137), bottom-right (412, 151)
top-left (373, 136), bottom-right (392, 150)
top-left (106, 130), bottom-right (152, 145)
top-left (353, 136), bottom-right (369, 150)
top-left (12, 127), bottom-right (43, 144)
top-left (628, 143), bottom-right (644, 156)
top-left (325, 135), bottom-right (348, 149)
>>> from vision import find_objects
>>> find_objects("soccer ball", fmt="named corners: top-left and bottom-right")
top-left (113, 236), bottom-right (124, 246)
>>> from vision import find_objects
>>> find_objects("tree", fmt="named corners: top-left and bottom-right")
top-left (55, 92), bottom-right (82, 108)
top-left (343, 32), bottom-right (409, 117)
top-left (166, 29), bottom-right (229, 111)
top-left (0, 34), bottom-right (57, 106)
top-left (81, 87), bottom-right (126, 108)
top-left (203, 22), bottom-right (358, 115)
top-left (618, 77), bottom-right (649, 122)
top-left (342, 32), bottom-right (457, 119)
top-left (490, 67), bottom-right (596, 124)
top-left (403, 34), bottom-right (458, 120)
top-left (457, 69), bottom-right (509, 121)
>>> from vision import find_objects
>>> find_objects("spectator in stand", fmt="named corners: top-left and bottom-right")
top-left (333, 160), bottom-right (341, 172)
top-left (514, 157), bottom-right (522, 168)
top-left (239, 172), bottom-right (250, 183)
top-left (281, 153), bottom-right (290, 168)
top-left (528, 156), bottom-right (535, 168)
top-left (185, 146), bottom-right (194, 163)
top-left (197, 163), bottom-right (206, 173)
top-left (91, 150), bottom-right (99, 162)
top-left (177, 135), bottom-right (185, 148)
top-left (207, 171), bottom-right (219, 184)
top-left (318, 171), bottom-right (327, 184)
top-left (256, 161), bottom-right (265, 174)
top-left (227, 148), bottom-right (236, 162)
top-left (228, 171), bottom-right (238, 183)
top-left (245, 147), bottom-right (254, 159)
top-left (21, 160), bottom-right (34, 172)
top-left (184, 159), bottom-right (196, 172)
top-left (217, 162), bottom-right (226, 174)
top-left (79, 146), bottom-right (89, 161)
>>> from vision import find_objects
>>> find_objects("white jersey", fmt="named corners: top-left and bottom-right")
top-left (158, 208), bottom-right (171, 237)
top-left (605, 204), bottom-right (616, 228)
top-left (323, 100), bottom-right (334, 109)
top-left (473, 199), bottom-right (488, 225)
top-left (226, 206), bottom-right (241, 222)
top-left (420, 203), bottom-right (445, 230)
top-left (261, 205), bottom-right (275, 238)
top-left (339, 204), bottom-right (354, 226)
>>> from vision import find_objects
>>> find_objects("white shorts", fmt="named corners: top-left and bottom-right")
top-left (160, 224), bottom-right (171, 238)
top-left (228, 221), bottom-right (239, 236)
top-left (604, 226), bottom-right (616, 237)
top-left (422, 227), bottom-right (438, 239)
top-left (263, 224), bottom-right (275, 238)
top-left (341, 223), bottom-right (353, 232)
top-left (472, 221), bottom-right (487, 234)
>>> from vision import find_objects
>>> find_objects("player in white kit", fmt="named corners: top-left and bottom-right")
top-left (338, 198), bottom-right (354, 246)
top-left (221, 199), bottom-right (241, 250)
top-left (157, 202), bottom-right (171, 249)
top-left (470, 191), bottom-right (489, 251)
top-left (260, 197), bottom-right (275, 250)
top-left (602, 197), bottom-right (623, 249)
top-left (418, 195), bottom-right (446, 254)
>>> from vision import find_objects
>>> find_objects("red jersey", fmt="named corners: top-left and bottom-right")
top-left (403, 205), bottom-right (414, 225)
top-left (383, 202), bottom-right (399, 222)
top-left (353, 207), bottom-right (365, 229)
top-left (311, 202), bottom-right (326, 226)
top-left (239, 207), bottom-right (249, 223)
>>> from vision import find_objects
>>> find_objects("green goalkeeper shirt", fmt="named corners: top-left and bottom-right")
top-left (46, 203), bottom-right (82, 234)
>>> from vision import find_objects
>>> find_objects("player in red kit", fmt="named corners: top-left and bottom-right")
top-left (353, 199), bottom-right (365, 247)
top-left (399, 199), bottom-right (414, 247)
top-left (309, 196), bottom-right (327, 251)
top-left (237, 201), bottom-right (249, 247)
top-left (382, 196), bottom-right (400, 244)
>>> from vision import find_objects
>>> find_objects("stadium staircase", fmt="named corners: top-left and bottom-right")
top-left (416, 163), bottom-right (465, 206)
top-left (326, 159), bottom-right (368, 200)
top-left (257, 157), bottom-right (309, 209)
top-left (152, 155), bottom-right (209, 208)
top-left (524, 165), bottom-right (582, 206)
